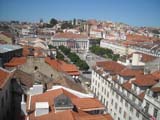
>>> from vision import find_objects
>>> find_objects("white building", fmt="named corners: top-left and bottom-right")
top-left (91, 61), bottom-right (160, 120)
top-left (51, 32), bottom-right (89, 51)
top-left (142, 82), bottom-right (160, 120)
top-left (100, 39), bottom-right (136, 56)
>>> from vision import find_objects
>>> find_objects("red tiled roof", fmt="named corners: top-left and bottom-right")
top-left (119, 68), bottom-right (143, 77)
top-left (27, 88), bottom-right (110, 120)
top-left (151, 87), bottom-right (160, 92)
top-left (126, 34), bottom-right (155, 42)
top-left (45, 57), bottom-right (79, 76)
top-left (133, 74), bottom-right (158, 87)
top-left (53, 32), bottom-right (88, 39)
top-left (4, 57), bottom-right (26, 67)
top-left (152, 71), bottom-right (160, 79)
top-left (22, 46), bottom-right (44, 57)
top-left (72, 98), bottom-right (105, 111)
top-left (96, 61), bottom-right (125, 74)
top-left (0, 68), bottom-right (10, 89)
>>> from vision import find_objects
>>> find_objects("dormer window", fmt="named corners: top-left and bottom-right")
top-left (54, 94), bottom-right (73, 112)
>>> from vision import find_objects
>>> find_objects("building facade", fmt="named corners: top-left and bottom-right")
top-left (51, 32), bottom-right (89, 52)
top-left (91, 61), bottom-right (160, 120)
top-left (0, 68), bottom-right (14, 120)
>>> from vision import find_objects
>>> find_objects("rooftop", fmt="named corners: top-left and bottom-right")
top-left (0, 44), bottom-right (22, 53)
top-left (53, 32), bottom-right (88, 39)
top-left (45, 57), bottom-right (79, 76)
top-left (96, 61), bottom-right (125, 74)
top-left (26, 86), bottom-right (111, 120)
top-left (133, 74), bottom-right (158, 87)
top-left (0, 67), bottom-right (12, 89)
top-left (4, 57), bottom-right (26, 67)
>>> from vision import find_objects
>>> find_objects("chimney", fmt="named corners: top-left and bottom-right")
top-left (35, 102), bottom-right (49, 116)
top-left (132, 53), bottom-right (142, 66)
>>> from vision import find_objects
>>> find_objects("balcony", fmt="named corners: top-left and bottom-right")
top-left (112, 86), bottom-right (150, 119)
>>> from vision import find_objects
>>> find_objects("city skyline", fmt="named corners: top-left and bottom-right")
top-left (0, 0), bottom-right (160, 27)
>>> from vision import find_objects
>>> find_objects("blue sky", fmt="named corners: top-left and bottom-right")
top-left (0, 0), bottom-right (160, 27)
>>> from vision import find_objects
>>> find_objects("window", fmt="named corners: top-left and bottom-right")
top-left (107, 92), bottom-right (109, 97)
top-left (154, 108), bottom-right (158, 118)
top-left (116, 94), bottom-right (119, 99)
top-left (125, 101), bottom-right (128, 107)
top-left (102, 87), bottom-right (104, 92)
top-left (136, 111), bottom-right (139, 118)
top-left (129, 116), bottom-right (132, 120)
top-left (119, 107), bottom-right (121, 114)
top-left (132, 96), bottom-right (136, 101)
top-left (130, 106), bottom-right (133, 112)
top-left (123, 111), bottom-right (126, 118)
top-left (145, 102), bottom-right (149, 113)
top-left (111, 99), bottom-right (113, 105)
top-left (120, 97), bottom-right (123, 103)
top-left (115, 103), bottom-right (117, 109)
top-left (106, 101), bottom-right (108, 107)
top-left (127, 92), bottom-right (129, 97)
top-left (104, 89), bottom-right (106, 95)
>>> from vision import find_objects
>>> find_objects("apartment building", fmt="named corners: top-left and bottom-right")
top-left (100, 39), bottom-right (136, 56)
top-left (91, 61), bottom-right (160, 120)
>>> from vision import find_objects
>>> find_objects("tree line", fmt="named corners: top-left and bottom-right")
top-left (90, 45), bottom-right (120, 61)
top-left (59, 45), bottom-right (89, 71)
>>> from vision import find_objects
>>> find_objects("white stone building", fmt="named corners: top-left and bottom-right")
top-left (100, 39), bottom-right (136, 56)
top-left (51, 32), bottom-right (89, 51)
top-left (91, 61), bottom-right (160, 120)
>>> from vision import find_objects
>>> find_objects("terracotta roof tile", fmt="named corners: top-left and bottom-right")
top-left (72, 98), bottom-right (105, 111)
top-left (4, 57), bottom-right (26, 67)
top-left (0, 68), bottom-right (10, 89)
top-left (119, 68), bottom-right (143, 77)
top-left (96, 61), bottom-right (125, 74)
top-left (133, 74), bottom-right (158, 87)
top-left (151, 87), bottom-right (160, 92)
top-left (27, 87), bottom-right (109, 120)
top-left (152, 71), bottom-right (160, 79)
top-left (45, 57), bottom-right (79, 76)
top-left (53, 32), bottom-right (88, 39)
top-left (126, 34), bottom-right (157, 42)
top-left (22, 46), bottom-right (45, 57)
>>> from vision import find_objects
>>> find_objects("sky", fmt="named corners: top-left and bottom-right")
top-left (0, 0), bottom-right (160, 27)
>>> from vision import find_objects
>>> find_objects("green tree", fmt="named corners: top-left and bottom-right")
top-left (56, 51), bottom-right (64, 60)
top-left (61, 22), bottom-right (73, 29)
top-left (59, 45), bottom-right (71, 55)
top-left (76, 60), bottom-right (89, 70)
top-left (50, 18), bottom-right (58, 27)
